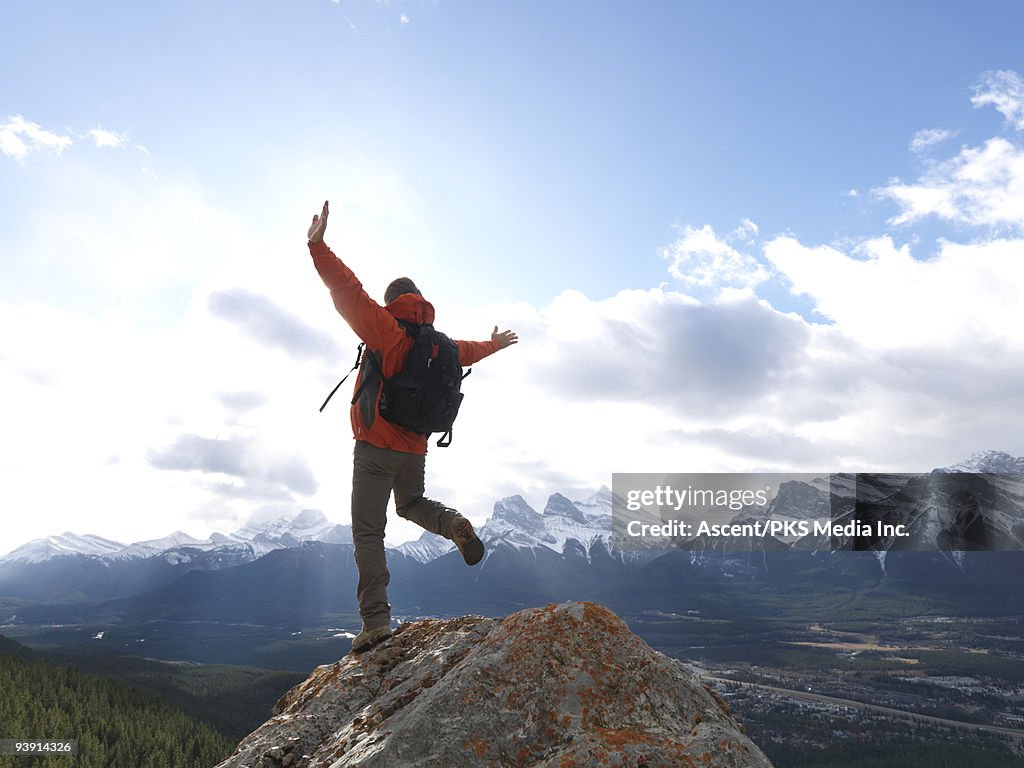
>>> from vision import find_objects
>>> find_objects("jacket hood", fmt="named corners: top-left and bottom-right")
top-left (385, 292), bottom-right (435, 325)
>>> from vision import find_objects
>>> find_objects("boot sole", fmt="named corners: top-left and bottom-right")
top-left (458, 536), bottom-right (484, 566)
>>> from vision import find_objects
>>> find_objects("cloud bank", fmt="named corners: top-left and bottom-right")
top-left (149, 434), bottom-right (318, 497)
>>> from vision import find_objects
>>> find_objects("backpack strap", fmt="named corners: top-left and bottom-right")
top-left (320, 321), bottom-right (422, 413)
top-left (434, 368), bottom-right (474, 447)
top-left (319, 343), bottom-right (365, 413)
top-left (349, 344), bottom-right (384, 405)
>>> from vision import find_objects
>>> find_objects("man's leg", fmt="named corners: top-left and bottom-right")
top-left (394, 451), bottom-right (484, 565)
top-left (393, 451), bottom-right (459, 537)
top-left (351, 441), bottom-right (402, 630)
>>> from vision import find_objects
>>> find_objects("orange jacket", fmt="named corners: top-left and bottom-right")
top-left (310, 240), bottom-right (500, 454)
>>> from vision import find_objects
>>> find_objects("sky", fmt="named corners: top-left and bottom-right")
top-left (2, 1), bottom-right (1024, 552)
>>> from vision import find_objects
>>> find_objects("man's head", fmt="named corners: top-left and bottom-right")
top-left (385, 277), bottom-right (422, 305)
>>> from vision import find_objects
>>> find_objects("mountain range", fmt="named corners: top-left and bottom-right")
top-left (1, 508), bottom-right (351, 565)
top-left (10, 450), bottom-right (1023, 570)
top-left (3, 451), bottom-right (1024, 668)
top-left (0, 493), bottom-right (618, 618)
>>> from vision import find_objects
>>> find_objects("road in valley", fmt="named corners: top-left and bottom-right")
top-left (704, 676), bottom-right (1024, 745)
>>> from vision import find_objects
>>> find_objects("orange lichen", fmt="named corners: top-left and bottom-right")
top-left (463, 735), bottom-right (491, 758)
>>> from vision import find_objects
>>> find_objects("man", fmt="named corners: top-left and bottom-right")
top-left (307, 200), bottom-right (518, 653)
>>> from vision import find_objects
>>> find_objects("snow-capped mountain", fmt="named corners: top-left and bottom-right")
top-left (841, 471), bottom-right (1024, 552)
top-left (817, 452), bottom-right (1024, 553)
top-left (107, 531), bottom-right (210, 561)
top-left (395, 531), bottom-right (454, 564)
top-left (664, 452), bottom-right (1024, 560)
top-left (0, 509), bottom-right (346, 565)
top-left (5, 466), bottom-right (1024, 628)
top-left (938, 449), bottom-right (1024, 475)
top-left (480, 489), bottom-right (613, 558)
top-left (8, 451), bottom-right (1023, 567)
top-left (387, 489), bottom-right (617, 564)
top-left (5, 450), bottom-right (1022, 603)
top-left (225, 509), bottom-right (340, 557)
top-left (2, 532), bottom-right (127, 565)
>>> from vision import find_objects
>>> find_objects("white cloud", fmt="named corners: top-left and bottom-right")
top-left (879, 71), bottom-right (1024, 231)
top-left (764, 235), bottom-right (1024, 351)
top-left (972, 70), bottom-right (1024, 130)
top-left (88, 127), bottom-right (127, 148)
top-left (880, 137), bottom-right (1024, 229)
top-left (731, 218), bottom-right (758, 240)
top-left (910, 128), bottom-right (956, 153)
top-left (0, 115), bottom-right (72, 161)
top-left (400, 13), bottom-right (410, 25)
top-left (661, 222), bottom-right (769, 290)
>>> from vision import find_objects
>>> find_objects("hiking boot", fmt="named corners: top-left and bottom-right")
top-left (451, 516), bottom-right (485, 566)
top-left (351, 624), bottom-right (392, 654)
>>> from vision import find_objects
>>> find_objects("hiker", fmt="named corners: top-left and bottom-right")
top-left (307, 200), bottom-right (518, 653)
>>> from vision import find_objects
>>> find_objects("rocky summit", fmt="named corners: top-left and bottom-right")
top-left (215, 602), bottom-right (772, 768)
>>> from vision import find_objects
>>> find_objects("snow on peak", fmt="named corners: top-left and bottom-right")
top-left (231, 509), bottom-right (334, 543)
top-left (543, 493), bottom-right (589, 525)
top-left (571, 487), bottom-right (614, 521)
top-left (108, 531), bottom-right (209, 561)
top-left (939, 450), bottom-right (1024, 474)
top-left (487, 496), bottom-right (549, 540)
top-left (291, 509), bottom-right (330, 530)
top-left (482, 493), bottom-right (611, 556)
top-left (1, 532), bottom-right (126, 564)
top-left (394, 531), bottom-right (454, 563)
top-left (316, 524), bottom-right (353, 546)
top-left (2, 509), bottom-right (346, 566)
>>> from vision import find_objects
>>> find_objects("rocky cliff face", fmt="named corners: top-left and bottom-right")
top-left (215, 602), bottom-right (772, 768)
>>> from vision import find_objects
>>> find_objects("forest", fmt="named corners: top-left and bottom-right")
top-left (0, 639), bottom-right (234, 768)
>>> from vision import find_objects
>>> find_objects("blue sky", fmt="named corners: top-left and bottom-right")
top-left (3, 1), bottom-right (1024, 550)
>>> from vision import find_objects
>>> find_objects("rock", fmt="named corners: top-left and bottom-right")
top-left (215, 602), bottom-right (773, 768)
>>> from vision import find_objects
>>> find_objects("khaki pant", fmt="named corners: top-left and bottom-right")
top-left (351, 440), bottom-right (458, 629)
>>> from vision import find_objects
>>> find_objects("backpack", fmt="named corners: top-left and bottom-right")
top-left (319, 321), bottom-right (471, 447)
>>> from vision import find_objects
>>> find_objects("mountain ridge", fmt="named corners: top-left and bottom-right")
top-left (3, 451), bottom-right (1022, 612)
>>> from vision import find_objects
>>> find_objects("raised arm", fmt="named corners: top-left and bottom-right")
top-left (307, 200), bottom-right (397, 348)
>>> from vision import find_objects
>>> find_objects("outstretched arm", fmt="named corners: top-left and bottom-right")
top-left (457, 327), bottom-right (518, 366)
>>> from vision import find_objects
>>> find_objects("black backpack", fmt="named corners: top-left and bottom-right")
top-left (320, 321), bottom-right (470, 447)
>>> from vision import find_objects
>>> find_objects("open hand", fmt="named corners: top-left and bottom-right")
top-left (492, 326), bottom-right (518, 349)
top-left (308, 200), bottom-right (329, 244)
